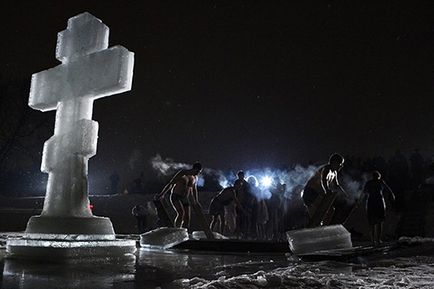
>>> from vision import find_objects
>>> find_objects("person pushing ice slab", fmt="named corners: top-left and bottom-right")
top-left (286, 225), bottom-right (352, 255)
top-left (7, 12), bottom-right (135, 258)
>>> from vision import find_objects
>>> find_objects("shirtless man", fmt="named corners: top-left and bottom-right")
top-left (302, 153), bottom-right (347, 227)
top-left (209, 186), bottom-right (239, 234)
top-left (155, 162), bottom-right (202, 228)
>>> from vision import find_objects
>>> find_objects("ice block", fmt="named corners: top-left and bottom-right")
top-left (140, 227), bottom-right (189, 249)
top-left (286, 225), bottom-right (352, 255)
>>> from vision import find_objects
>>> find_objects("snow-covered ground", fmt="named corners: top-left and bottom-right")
top-left (176, 256), bottom-right (434, 288)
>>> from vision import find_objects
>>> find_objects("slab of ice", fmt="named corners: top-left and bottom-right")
top-left (22, 233), bottom-right (115, 241)
top-left (286, 224), bottom-right (352, 255)
top-left (191, 231), bottom-right (229, 240)
top-left (6, 237), bottom-right (137, 259)
top-left (140, 227), bottom-right (189, 249)
top-left (7, 238), bottom-right (135, 248)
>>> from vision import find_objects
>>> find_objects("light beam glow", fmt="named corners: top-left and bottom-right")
top-left (261, 175), bottom-right (273, 188)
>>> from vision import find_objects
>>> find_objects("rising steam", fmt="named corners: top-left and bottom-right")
top-left (151, 154), bottom-right (190, 175)
top-left (150, 155), bottom-right (366, 202)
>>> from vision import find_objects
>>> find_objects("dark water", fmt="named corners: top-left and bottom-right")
top-left (0, 248), bottom-right (292, 289)
top-left (3, 244), bottom-right (434, 288)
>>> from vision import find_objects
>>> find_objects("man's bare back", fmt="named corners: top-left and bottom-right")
top-left (156, 162), bottom-right (203, 228)
top-left (172, 171), bottom-right (198, 198)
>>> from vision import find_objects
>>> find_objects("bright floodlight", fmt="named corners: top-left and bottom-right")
top-left (261, 176), bottom-right (273, 188)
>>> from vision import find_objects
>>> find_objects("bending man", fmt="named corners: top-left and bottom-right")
top-left (155, 162), bottom-right (202, 228)
top-left (209, 186), bottom-right (239, 234)
top-left (302, 153), bottom-right (348, 227)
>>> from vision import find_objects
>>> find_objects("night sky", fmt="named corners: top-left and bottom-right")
top-left (2, 1), bottom-right (434, 189)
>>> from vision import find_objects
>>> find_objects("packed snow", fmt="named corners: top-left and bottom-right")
top-left (175, 257), bottom-right (434, 288)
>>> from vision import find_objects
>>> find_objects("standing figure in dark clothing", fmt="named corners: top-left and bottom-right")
top-left (109, 171), bottom-right (120, 195)
top-left (267, 178), bottom-right (285, 240)
top-left (233, 170), bottom-right (251, 238)
top-left (209, 186), bottom-right (239, 234)
top-left (363, 171), bottom-right (395, 245)
top-left (132, 204), bottom-right (148, 233)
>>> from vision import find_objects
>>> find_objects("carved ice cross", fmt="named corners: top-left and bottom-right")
top-left (29, 12), bottom-right (134, 216)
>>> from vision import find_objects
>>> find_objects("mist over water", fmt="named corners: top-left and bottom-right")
top-left (340, 172), bottom-right (370, 200)
top-left (151, 155), bottom-right (318, 199)
top-left (151, 154), bottom-right (190, 175)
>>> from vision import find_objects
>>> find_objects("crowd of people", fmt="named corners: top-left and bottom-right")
top-left (127, 150), bottom-right (434, 244)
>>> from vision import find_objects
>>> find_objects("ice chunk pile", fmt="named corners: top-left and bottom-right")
top-left (140, 227), bottom-right (189, 249)
top-left (286, 224), bottom-right (352, 255)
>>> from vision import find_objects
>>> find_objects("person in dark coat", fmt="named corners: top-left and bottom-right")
top-left (131, 204), bottom-right (148, 233)
top-left (362, 171), bottom-right (395, 245)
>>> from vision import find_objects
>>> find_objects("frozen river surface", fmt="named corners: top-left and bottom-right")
top-left (2, 240), bottom-right (434, 288)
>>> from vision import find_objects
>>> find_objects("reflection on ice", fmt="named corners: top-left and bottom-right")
top-left (7, 238), bottom-right (135, 248)
top-left (3, 243), bottom-right (434, 288)
top-left (2, 257), bottom-right (136, 289)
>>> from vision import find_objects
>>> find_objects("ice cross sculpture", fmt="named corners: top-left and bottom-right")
top-left (29, 12), bottom-right (134, 217)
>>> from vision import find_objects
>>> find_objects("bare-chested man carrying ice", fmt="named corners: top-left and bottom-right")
top-left (302, 153), bottom-right (348, 227)
top-left (155, 162), bottom-right (202, 228)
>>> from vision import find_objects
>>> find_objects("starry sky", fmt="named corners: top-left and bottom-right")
top-left (1, 1), bottom-right (434, 185)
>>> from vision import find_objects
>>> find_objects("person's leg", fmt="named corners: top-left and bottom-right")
top-left (136, 217), bottom-right (141, 234)
top-left (210, 215), bottom-right (216, 231)
top-left (377, 221), bottom-right (384, 244)
top-left (259, 224), bottom-right (264, 240)
top-left (243, 212), bottom-right (249, 238)
top-left (183, 205), bottom-right (191, 229)
top-left (171, 200), bottom-right (185, 228)
top-left (234, 207), bottom-right (242, 238)
top-left (216, 214), bottom-right (222, 233)
top-left (270, 212), bottom-right (278, 240)
top-left (322, 206), bottom-right (335, 226)
top-left (246, 212), bottom-right (253, 239)
top-left (371, 224), bottom-right (376, 245)
top-left (220, 214), bottom-right (225, 234)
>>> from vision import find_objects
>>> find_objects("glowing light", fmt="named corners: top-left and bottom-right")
top-left (246, 175), bottom-right (259, 187)
top-left (261, 176), bottom-right (273, 188)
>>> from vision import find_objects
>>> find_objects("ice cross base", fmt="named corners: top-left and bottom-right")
top-left (7, 12), bottom-right (135, 258)
top-left (25, 216), bottom-right (115, 236)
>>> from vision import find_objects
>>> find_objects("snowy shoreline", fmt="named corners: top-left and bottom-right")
top-left (175, 256), bottom-right (434, 289)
